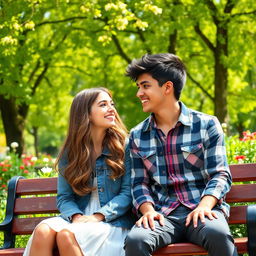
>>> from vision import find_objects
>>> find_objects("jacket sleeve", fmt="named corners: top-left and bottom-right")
top-left (96, 145), bottom-right (133, 222)
top-left (56, 155), bottom-right (83, 221)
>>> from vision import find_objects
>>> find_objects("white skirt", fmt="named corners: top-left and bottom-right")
top-left (23, 179), bottom-right (129, 256)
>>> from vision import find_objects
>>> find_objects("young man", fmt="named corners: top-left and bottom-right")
top-left (124, 53), bottom-right (238, 256)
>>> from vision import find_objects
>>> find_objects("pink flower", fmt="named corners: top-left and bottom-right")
top-left (23, 170), bottom-right (29, 174)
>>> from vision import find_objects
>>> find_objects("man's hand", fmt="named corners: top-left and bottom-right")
top-left (136, 210), bottom-right (164, 230)
top-left (185, 195), bottom-right (218, 228)
top-left (137, 202), bottom-right (164, 230)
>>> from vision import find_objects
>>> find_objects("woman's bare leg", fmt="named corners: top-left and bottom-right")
top-left (56, 229), bottom-right (83, 256)
top-left (29, 223), bottom-right (57, 256)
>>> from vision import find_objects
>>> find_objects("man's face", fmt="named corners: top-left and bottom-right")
top-left (136, 73), bottom-right (166, 113)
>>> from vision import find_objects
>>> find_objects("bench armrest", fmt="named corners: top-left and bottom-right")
top-left (247, 205), bottom-right (256, 256)
top-left (0, 176), bottom-right (24, 249)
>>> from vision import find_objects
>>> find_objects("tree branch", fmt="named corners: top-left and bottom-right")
top-left (31, 32), bottom-right (69, 96)
top-left (71, 26), bottom-right (103, 33)
top-left (224, 0), bottom-right (236, 13)
top-left (168, 30), bottom-right (177, 54)
top-left (49, 65), bottom-right (92, 76)
top-left (231, 10), bottom-right (256, 18)
top-left (31, 63), bottom-right (49, 96)
top-left (204, 0), bottom-right (218, 25)
top-left (35, 16), bottom-right (89, 27)
top-left (194, 24), bottom-right (215, 53)
top-left (136, 29), bottom-right (152, 54)
top-left (111, 34), bottom-right (131, 64)
top-left (187, 71), bottom-right (214, 102)
top-left (28, 60), bottom-right (41, 84)
top-left (44, 76), bottom-right (54, 88)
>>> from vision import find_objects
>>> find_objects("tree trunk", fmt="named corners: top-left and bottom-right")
top-left (168, 29), bottom-right (177, 54)
top-left (214, 24), bottom-right (228, 124)
top-left (32, 126), bottom-right (39, 157)
top-left (0, 95), bottom-right (29, 156)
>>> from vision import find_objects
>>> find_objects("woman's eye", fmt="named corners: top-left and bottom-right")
top-left (100, 103), bottom-right (107, 107)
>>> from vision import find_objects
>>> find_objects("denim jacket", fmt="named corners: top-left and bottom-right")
top-left (57, 146), bottom-right (135, 229)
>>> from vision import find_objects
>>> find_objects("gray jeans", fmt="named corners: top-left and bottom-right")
top-left (124, 205), bottom-right (238, 256)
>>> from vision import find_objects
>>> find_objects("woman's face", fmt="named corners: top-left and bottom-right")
top-left (89, 91), bottom-right (117, 130)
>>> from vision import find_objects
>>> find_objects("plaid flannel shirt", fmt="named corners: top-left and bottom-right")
top-left (128, 102), bottom-right (232, 217)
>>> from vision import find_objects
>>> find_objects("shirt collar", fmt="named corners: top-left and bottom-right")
top-left (178, 101), bottom-right (192, 126)
top-left (142, 101), bottom-right (192, 132)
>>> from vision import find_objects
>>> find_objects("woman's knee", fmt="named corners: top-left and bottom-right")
top-left (32, 224), bottom-right (56, 247)
top-left (34, 223), bottom-right (56, 239)
top-left (56, 229), bottom-right (76, 248)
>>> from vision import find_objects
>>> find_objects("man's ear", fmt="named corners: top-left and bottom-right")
top-left (164, 81), bottom-right (173, 95)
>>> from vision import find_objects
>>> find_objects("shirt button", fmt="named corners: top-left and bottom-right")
top-left (99, 187), bottom-right (104, 192)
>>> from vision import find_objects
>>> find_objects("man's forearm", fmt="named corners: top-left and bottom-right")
top-left (139, 202), bottom-right (155, 215)
top-left (199, 195), bottom-right (218, 209)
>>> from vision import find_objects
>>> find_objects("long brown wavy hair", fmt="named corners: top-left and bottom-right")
top-left (55, 87), bottom-right (128, 196)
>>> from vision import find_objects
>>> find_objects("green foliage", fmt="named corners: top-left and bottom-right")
top-left (0, 145), bottom-right (56, 248)
top-left (1, 0), bottom-right (256, 153)
top-left (0, 143), bottom-right (56, 214)
top-left (226, 131), bottom-right (256, 164)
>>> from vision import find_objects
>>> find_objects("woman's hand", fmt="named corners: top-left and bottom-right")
top-left (72, 213), bottom-right (105, 223)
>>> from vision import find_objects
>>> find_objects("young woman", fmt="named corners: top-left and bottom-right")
top-left (23, 87), bottom-right (134, 256)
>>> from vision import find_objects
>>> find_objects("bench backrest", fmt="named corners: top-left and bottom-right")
top-left (5, 163), bottom-right (256, 236)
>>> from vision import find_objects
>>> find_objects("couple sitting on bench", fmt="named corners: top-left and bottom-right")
top-left (24, 53), bottom-right (238, 256)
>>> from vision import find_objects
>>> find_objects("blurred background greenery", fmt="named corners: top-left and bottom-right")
top-left (0, 1), bottom-right (255, 250)
top-left (0, 0), bottom-right (255, 157)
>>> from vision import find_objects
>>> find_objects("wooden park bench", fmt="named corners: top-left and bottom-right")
top-left (0, 163), bottom-right (256, 256)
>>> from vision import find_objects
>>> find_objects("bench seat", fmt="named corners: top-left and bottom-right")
top-left (1, 163), bottom-right (256, 256)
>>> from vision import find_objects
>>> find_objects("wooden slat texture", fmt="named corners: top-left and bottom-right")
top-left (230, 163), bottom-right (256, 182)
top-left (226, 183), bottom-right (256, 202)
top-left (11, 206), bottom-right (247, 235)
top-left (14, 196), bottom-right (58, 214)
top-left (0, 248), bottom-right (25, 256)
top-left (0, 248), bottom-right (60, 256)
top-left (0, 164), bottom-right (254, 256)
top-left (12, 216), bottom-right (53, 234)
top-left (16, 177), bottom-right (57, 195)
top-left (0, 238), bottom-right (247, 256)
top-left (153, 237), bottom-right (247, 255)
top-left (228, 205), bottom-right (247, 224)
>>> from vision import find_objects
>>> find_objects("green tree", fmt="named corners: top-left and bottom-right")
top-left (0, 0), bottom-right (255, 155)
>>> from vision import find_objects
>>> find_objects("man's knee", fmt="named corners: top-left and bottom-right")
top-left (205, 225), bottom-right (234, 249)
top-left (125, 227), bottom-right (154, 256)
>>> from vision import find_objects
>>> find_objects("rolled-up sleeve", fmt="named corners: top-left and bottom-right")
top-left (201, 117), bottom-right (232, 200)
top-left (129, 133), bottom-right (155, 215)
